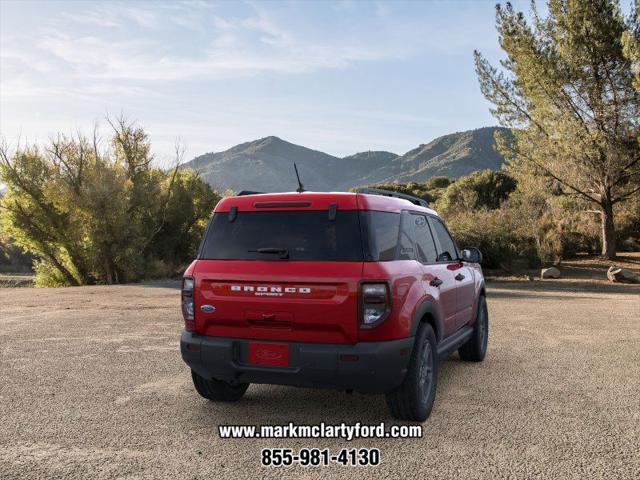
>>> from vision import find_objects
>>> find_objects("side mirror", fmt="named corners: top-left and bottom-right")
top-left (437, 251), bottom-right (453, 262)
top-left (462, 247), bottom-right (482, 264)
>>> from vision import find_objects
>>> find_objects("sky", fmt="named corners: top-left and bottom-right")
top-left (0, 0), bottom-right (534, 164)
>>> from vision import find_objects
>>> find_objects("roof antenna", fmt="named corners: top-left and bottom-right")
top-left (294, 163), bottom-right (305, 193)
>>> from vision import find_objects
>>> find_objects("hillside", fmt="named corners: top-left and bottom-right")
top-left (182, 136), bottom-right (344, 193)
top-left (360, 127), bottom-right (511, 184)
top-left (182, 127), bottom-right (510, 192)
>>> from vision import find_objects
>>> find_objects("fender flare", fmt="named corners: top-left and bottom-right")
top-left (409, 300), bottom-right (444, 342)
top-left (479, 280), bottom-right (486, 297)
top-left (472, 279), bottom-right (487, 322)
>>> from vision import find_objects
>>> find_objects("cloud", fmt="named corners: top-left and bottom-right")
top-left (0, 0), bottom-right (499, 160)
top-left (62, 10), bottom-right (122, 28)
top-left (61, 4), bottom-right (160, 29)
top-left (8, 4), bottom-right (397, 83)
top-left (2, 0), bottom-right (487, 91)
top-left (122, 6), bottom-right (158, 27)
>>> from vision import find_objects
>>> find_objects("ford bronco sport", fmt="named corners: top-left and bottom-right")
top-left (180, 189), bottom-right (488, 421)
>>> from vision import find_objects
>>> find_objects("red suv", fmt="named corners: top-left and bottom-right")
top-left (180, 189), bottom-right (488, 421)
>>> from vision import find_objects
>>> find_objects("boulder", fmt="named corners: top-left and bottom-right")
top-left (607, 266), bottom-right (639, 284)
top-left (621, 237), bottom-right (640, 252)
top-left (541, 267), bottom-right (561, 279)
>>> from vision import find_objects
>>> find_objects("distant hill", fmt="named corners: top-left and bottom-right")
top-left (183, 136), bottom-right (343, 192)
top-left (368, 127), bottom-right (511, 183)
top-left (182, 127), bottom-right (511, 192)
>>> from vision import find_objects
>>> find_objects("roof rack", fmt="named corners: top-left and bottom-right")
top-left (355, 187), bottom-right (429, 207)
top-left (236, 190), bottom-right (264, 196)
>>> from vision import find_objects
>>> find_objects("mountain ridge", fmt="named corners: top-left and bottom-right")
top-left (182, 126), bottom-right (510, 193)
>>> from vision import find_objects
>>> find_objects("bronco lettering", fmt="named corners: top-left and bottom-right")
top-left (230, 285), bottom-right (311, 294)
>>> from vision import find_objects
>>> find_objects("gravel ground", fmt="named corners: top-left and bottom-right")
top-left (0, 281), bottom-right (639, 479)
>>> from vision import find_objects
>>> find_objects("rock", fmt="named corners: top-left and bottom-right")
top-left (621, 237), bottom-right (640, 252)
top-left (541, 267), bottom-right (561, 279)
top-left (607, 266), bottom-right (639, 283)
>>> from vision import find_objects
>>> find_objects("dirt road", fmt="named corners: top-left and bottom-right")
top-left (1, 281), bottom-right (638, 479)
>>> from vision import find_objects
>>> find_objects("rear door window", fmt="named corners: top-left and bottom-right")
top-left (428, 216), bottom-right (458, 262)
top-left (397, 212), bottom-right (416, 261)
top-left (411, 214), bottom-right (438, 263)
top-left (200, 210), bottom-right (363, 261)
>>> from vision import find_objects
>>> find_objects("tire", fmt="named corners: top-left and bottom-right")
top-left (458, 295), bottom-right (488, 362)
top-left (385, 323), bottom-right (438, 422)
top-left (191, 370), bottom-right (249, 402)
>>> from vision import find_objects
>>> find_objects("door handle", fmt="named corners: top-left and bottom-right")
top-left (429, 277), bottom-right (443, 287)
top-left (455, 273), bottom-right (465, 281)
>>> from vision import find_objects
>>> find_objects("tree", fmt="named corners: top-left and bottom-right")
top-left (435, 169), bottom-right (516, 217)
top-left (0, 119), bottom-right (219, 286)
top-left (623, 2), bottom-right (640, 92)
top-left (475, 0), bottom-right (640, 259)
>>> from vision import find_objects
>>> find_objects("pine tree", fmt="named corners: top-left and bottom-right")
top-left (475, 0), bottom-right (640, 259)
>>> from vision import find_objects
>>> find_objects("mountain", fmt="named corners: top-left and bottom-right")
top-left (182, 127), bottom-right (510, 193)
top-left (183, 136), bottom-right (343, 193)
top-left (366, 126), bottom-right (510, 183)
top-left (341, 150), bottom-right (399, 168)
top-left (339, 151), bottom-right (399, 186)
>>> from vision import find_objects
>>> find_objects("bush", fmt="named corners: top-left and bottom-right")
top-left (435, 169), bottom-right (516, 217)
top-left (425, 176), bottom-right (451, 190)
top-left (33, 259), bottom-right (72, 288)
top-left (446, 208), bottom-right (539, 269)
top-left (0, 120), bottom-right (219, 286)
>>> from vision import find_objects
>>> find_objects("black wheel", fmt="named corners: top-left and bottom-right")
top-left (458, 295), bottom-right (488, 362)
top-left (191, 370), bottom-right (249, 402)
top-left (385, 323), bottom-right (438, 422)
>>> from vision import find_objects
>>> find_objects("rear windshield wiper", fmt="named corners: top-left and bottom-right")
top-left (248, 247), bottom-right (290, 259)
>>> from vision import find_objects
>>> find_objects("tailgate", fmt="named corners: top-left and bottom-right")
top-left (193, 260), bottom-right (363, 344)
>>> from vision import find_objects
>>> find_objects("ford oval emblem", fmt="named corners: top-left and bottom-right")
top-left (200, 304), bottom-right (215, 313)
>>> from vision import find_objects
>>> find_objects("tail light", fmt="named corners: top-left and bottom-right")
top-left (182, 276), bottom-right (195, 331)
top-left (360, 283), bottom-right (391, 328)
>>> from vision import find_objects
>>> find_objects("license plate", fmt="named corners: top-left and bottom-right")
top-left (248, 342), bottom-right (289, 367)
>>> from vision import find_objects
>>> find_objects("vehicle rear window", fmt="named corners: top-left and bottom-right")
top-left (200, 211), bottom-right (363, 261)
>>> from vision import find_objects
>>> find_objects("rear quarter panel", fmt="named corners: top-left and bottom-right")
top-left (359, 260), bottom-right (425, 342)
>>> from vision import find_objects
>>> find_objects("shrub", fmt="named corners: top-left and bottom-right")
top-left (425, 176), bottom-right (451, 190)
top-left (0, 120), bottom-right (219, 286)
top-left (435, 169), bottom-right (516, 217)
top-left (446, 208), bottom-right (538, 269)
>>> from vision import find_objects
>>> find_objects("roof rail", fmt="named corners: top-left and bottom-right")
top-left (355, 187), bottom-right (429, 207)
top-left (236, 190), bottom-right (264, 196)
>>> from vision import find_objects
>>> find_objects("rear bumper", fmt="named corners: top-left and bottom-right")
top-left (180, 331), bottom-right (414, 394)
